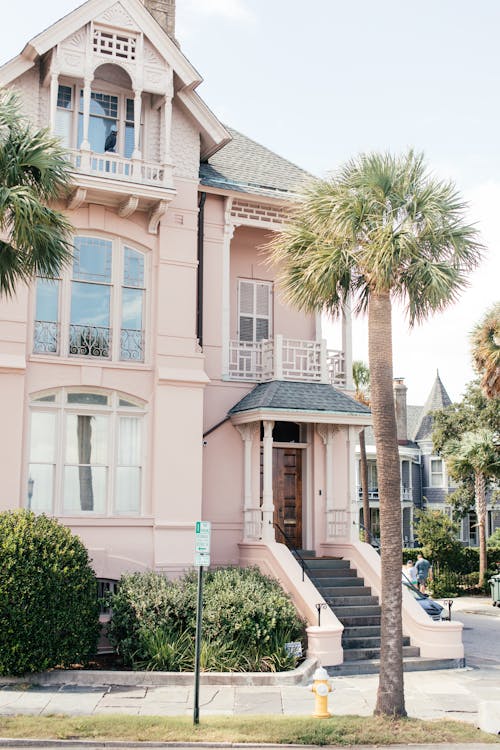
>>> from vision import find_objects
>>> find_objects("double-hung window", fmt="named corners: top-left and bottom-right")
top-left (430, 458), bottom-right (444, 487)
top-left (33, 236), bottom-right (146, 362)
top-left (27, 390), bottom-right (144, 516)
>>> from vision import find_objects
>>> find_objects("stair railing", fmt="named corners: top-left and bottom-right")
top-left (273, 521), bottom-right (311, 582)
top-left (356, 521), bottom-right (381, 553)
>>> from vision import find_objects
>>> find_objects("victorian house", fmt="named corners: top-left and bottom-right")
top-left (0, 0), bottom-right (463, 666)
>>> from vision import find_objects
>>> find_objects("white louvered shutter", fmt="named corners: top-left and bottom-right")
top-left (238, 280), bottom-right (272, 342)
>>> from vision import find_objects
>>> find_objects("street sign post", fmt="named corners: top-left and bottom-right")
top-left (193, 520), bottom-right (211, 725)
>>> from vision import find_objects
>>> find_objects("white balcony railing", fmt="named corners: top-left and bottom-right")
top-left (68, 150), bottom-right (168, 187)
top-left (357, 486), bottom-right (413, 502)
top-left (228, 335), bottom-right (346, 387)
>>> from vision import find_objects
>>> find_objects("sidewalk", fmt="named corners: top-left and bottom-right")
top-left (1, 664), bottom-right (499, 724)
top-left (436, 596), bottom-right (500, 618)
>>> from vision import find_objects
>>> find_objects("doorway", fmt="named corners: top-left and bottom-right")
top-left (273, 447), bottom-right (302, 549)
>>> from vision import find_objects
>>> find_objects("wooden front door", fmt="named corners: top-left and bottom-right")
top-left (273, 448), bottom-right (302, 549)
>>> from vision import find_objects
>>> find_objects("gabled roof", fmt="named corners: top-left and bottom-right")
top-left (413, 372), bottom-right (452, 442)
top-left (200, 127), bottom-right (312, 200)
top-left (0, 0), bottom-right (230, 160)
top-left (229, 380), bottom-right (371, 417)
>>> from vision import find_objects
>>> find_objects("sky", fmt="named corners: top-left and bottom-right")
top-left (2, 0), bottom-right (499, 405)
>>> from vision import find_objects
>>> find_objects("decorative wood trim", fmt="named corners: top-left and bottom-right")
top-left (148, 199), bottom-right (167, 234)
top-left (67, 186), bottom-right (87, 210)
top-left (118, 194), bottom-right (139, 218)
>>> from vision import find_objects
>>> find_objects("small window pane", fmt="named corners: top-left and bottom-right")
top-left (126, 98), bottom-right (135, 122)
top-left (119, 398), bottom-right (139, 407)
top-left (63, 466), bottom-right (107, 513)
top-left (88, 91), bottom-right (118, 119)
top-left (123, 248), bottom-right (144, 287)
top-left (67, 393), bottom-right (108, 406)
top-left (121, 288), bottom-right (143, 330)
top-left (57, 85), bottom-right (72, 110)
top-left (124, 123), bottom-right (134, 158)
top-left (65, 414), bottom-right (108, 464)
top-left (35, 278), bottom-right (59, 322)
top-left (115, 467), bottom-right (140, 514)
top-left (27, 464), bottom-right (53, 513)
top-left (32, 394), bottom-right (56, 403)
top-left (70, 282), bottom-right (111, 327)
top-left (118, 416), bottom-right (141, 464)
top-left (30, 412), bottom-right (56, 462)
top-left (73, 237), bottom-right (112, 282)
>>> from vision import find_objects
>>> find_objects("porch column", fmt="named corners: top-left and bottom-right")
top-left (221, 198), bottom-right (234, 378)
top-left (80, 76), bottom-right (92, 169)
top-left (236, 423), bottom-right (260, 540)
top-left (261, 419), bottom-right (275, 541)
top-left (49, 72), bottom-right (59, 133)
top-left (318, 424), bottom-right (336, 540)
top-left (162, 94), bottom-right (172, 166)
top-left (132, 89), bottom-right (142, 161)
top-left (342, 298), bottom-right (353, 390)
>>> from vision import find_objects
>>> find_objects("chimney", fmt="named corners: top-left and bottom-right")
top-left (143, 0), bottom-right (176, 41)
top-left (393, 378), bottom-right (408, 444)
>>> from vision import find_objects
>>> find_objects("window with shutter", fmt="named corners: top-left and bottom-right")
top-left (238, 279), bottom-right (272, 342)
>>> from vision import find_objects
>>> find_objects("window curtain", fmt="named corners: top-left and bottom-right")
top-left (77, 414), bottom-right (94, 511)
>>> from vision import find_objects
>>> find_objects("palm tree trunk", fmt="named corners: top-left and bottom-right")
top-left (369, 291), bottom-right (406, 717)
top-left (475, 470), bottom-right (487, 589)
top-left (359, 428), bottom-right (370, 543)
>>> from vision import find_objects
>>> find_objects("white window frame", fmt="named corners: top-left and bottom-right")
top-left (27, 388), bottom-right (146, 517)
top-left (429, 457), bottom-right (444, 487)
top-left (32, 234), bottom-right (149, 364)
top-left (237, 278), bottom-right (273, 342)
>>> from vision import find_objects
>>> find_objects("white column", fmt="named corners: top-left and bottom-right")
top-left (79, 77), bottom-right (92, 170)
top-left (162, 94), bottom-right (172, 166)
top-left (318, 424), bottom-right (336, 541)
top-left (49, 72), bottom-right (59, 133)
top-left (320, 339), bottom-right (329, 383)
top-left (347, 425), bottom-right (357, 540)
top-left (342, 297), bottom-right (353, 390)
top-left (236, 423), bottom-right (260, 540)
top-left (221, 198), bottom-right (234, 378)
top-left (261, 420), bottom-right (275, 541)
top-left (274, 334), bottom-right (283, 380)
top-left (132, 89), bottom-right (142, 161)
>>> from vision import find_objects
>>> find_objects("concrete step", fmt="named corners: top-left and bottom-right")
top-left (322, 586), bottom-right (372, 597)
top-left (304, 559), bottom-right (351, 570)
top-left (336, 614), bottom-right (381, 626)
top-left (343, 645), bottom-right (420, 662)
top-left (327, 656), bottom-right (466, 676)
top-left (292, 550), bottom-right (316, 558)
top-left (328, 595), bottom-right (379, 607)
top-left (332, 604), bottom-right (381, 618)
top-left (308, 567), bottom-right (357, 577)
top-left (342, 635), bottom-right (411, 649)
top-left (342, 625), bottom-right (381, 638)
top-left (311, 577), bottom-right (364, 589)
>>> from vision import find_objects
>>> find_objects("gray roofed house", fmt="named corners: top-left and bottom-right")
top-left (413, 372), bottom-right (452, 442)
top-left (229, 380), bottom-right (371, 416)
top-left (200, 126), bottom-right (312, 200)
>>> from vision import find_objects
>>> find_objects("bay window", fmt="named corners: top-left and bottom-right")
top-left (27, 390), bottom-right (144, 516)
top-left (33, 235), bottom-right (147, 362)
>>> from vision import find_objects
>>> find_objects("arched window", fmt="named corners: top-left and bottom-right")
top-left (33, 236), bottom-right (147, 362)
top-left (27, 389), bottom-right (145, 516)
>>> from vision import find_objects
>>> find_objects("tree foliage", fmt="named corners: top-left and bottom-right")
top-left (0, 90), bottom-right (73, 297)
top-left (414, 509), bottom-right (463, 568)
top-left (0, 510), bottom-right (100, 676)
top-left (471, 301), bottom-right (500, 398)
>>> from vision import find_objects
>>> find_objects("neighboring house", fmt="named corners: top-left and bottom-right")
top-left (356, 373), bottom-right (500, 546)
top-left (0, 0), bottom-right (371, 580)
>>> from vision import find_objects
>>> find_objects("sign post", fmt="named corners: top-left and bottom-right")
top-left (193, 521), bottom-right (211, 725)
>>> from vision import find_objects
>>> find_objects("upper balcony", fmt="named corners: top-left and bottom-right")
top-left (227, 335), bottom-right (346, 388)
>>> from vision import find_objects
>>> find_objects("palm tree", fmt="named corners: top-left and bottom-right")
top-left (269, 150), bottom-right (482, 717)
top-left (0, 91), bottom-right (73, 296)
top-left (471, 302), bottom-right (500, 398)
top-left (443, 429), bottom-right (500, 588)
top-left (353, 360), bottom-right (371, 543)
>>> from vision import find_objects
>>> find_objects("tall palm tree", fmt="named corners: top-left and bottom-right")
top-left (443, 429), bottom-right (500, 588)
top-left (471, 302), bottom-right (500, 398)
top-left (269, 150), bottom-right (482, 716)
top-left (352, 360), bottom-right (371, 543)
top-left (0, 91), bottom-right (73, 297)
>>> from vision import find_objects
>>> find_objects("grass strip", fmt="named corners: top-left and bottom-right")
top-left (0, 714), bottom-right (498, 745)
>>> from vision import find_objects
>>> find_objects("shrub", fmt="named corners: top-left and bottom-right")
top-left (0, 510), bottom-right (100, 676)
top-left (108, 566), bottom-right (305, 672)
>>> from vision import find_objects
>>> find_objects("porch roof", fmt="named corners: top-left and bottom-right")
top-left (228, 380), bottom-right (371, 417)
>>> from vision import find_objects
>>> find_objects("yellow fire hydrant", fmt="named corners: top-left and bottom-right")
top-left (309, 666), bottom-right (333, 718)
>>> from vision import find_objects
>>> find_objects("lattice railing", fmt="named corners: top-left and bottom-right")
top-left (281, 338), bottom-right (322, 381)
top-left (326, 349), bottom-right (345, 387)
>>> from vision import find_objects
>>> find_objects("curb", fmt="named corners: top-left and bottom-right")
top-left (0, 658), bottom-right (318, 689)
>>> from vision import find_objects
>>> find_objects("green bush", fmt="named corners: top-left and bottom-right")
top-left (107, 567), bottom-right (305, 672)
top-left (0, 510), bottom-right (100, 676)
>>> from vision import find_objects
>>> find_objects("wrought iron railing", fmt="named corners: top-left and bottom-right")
top-left (120, 328), bottom-right (145, 361)
top-left (33, 320), bottom-right (59, 354)
top-left (273, 521), bottom-right (311, 582)
top-left (69, 324), bottom-right (111, 358)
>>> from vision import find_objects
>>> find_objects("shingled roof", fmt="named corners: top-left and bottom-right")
top-left (228, 380), bottom-right (371, 417)
top-left (199, 126), bottom-right (311, 200)
top-left (413, 372), bottom-right (452, 442)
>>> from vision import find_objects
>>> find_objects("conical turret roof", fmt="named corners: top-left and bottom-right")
top-left (413, 371), bottom-right (452, 442)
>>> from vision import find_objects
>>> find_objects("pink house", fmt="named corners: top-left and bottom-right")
top-left (0, 0), bottom-right (463, 667)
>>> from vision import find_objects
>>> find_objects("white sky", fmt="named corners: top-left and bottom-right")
top-left (2, 0), bottom-right (498, 405)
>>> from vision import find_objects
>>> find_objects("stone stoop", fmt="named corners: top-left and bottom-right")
top-left (303, 556), bottom-right (463, 675)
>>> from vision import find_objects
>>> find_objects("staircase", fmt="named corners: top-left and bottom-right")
top-left (302, 555), bottom-right (463, 675)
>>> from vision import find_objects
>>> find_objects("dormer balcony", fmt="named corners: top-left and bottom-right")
top-left (227, 335), bottom-right (346, 387)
